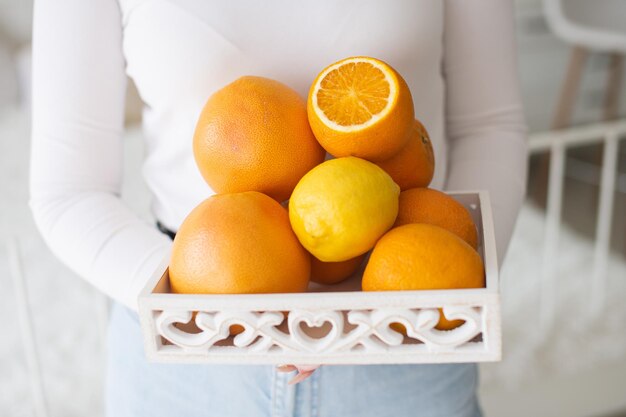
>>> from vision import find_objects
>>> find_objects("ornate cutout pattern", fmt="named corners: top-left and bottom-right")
top-left (154, 305), bottom-right (484, 355)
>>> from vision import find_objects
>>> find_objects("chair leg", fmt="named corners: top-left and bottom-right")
top-left (7, 238), bottom-right (49, 417)
top-left (552, 46), bottom-right (589, 129)
top-left (604, 53), bottom-right (623, 121)
top-left (531, 46), bottom-right (590, 210)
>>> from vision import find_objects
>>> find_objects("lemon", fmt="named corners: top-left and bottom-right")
top-left (289, 157), bottom-right (400, 262)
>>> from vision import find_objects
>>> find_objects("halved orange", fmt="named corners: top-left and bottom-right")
top-left (307, 57), bottom-right (415, 161)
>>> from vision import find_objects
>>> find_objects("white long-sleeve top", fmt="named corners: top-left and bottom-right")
top-left (30, 0), bottom-right (527, 310)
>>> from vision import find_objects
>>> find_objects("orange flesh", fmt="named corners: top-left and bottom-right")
top-left (316, 62), bottom-right (390, 126)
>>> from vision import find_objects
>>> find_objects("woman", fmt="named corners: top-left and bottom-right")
top-left (30, 1), bottom-right (527, 416)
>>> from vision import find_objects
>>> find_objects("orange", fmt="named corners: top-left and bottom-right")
top-left (362, 223), bottom-right (485, 330)
top-left (193, 76), bottom-right (326, 202)
top-left (374, 119), bottom-right (434, 190)
top-left (310, 254), bottom-right (367, 285)
top-left (169, 191), bottom-right (310, 295)
top-left (307, 56), bottom-right (414, 161)
top-left (396, 188), bottom-right (478, 249)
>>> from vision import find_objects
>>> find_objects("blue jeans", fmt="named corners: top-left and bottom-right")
top-left (105, 302), bottom-right (482, 417)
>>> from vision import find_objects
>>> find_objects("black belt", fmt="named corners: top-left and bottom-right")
top-left (157, 221), bottom-right (176, 241)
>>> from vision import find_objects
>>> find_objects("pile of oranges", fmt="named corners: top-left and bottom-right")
top-left (169, 57), bottom-right (485, 332)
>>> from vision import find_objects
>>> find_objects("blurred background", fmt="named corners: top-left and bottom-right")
top-left (1, 0), bottom-right (625, 416)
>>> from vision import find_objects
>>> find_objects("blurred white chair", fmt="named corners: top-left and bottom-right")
top-left (544, 0), bottom-right (626, 126)
top-left (533, 0), bottom-right (626, 336)
top-left (7, 238), bottom-right (49, 417)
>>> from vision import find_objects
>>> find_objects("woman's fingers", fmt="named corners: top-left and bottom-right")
top-left (276, 364), bottom-right (321, 385)
top-left (288, 369), bottom-right (315, 385)
top-left (293, 364), bottom-right (320, 373)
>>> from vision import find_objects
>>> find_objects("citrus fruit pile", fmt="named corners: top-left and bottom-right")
top-left (169, 56), bottom-right (485, 332)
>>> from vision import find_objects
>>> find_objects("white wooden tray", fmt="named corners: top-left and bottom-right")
top-left (138, 191), bottom-right (500, 365)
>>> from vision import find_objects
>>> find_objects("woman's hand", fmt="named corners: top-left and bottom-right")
top-left (276, 364), bottom-right (320, 385)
